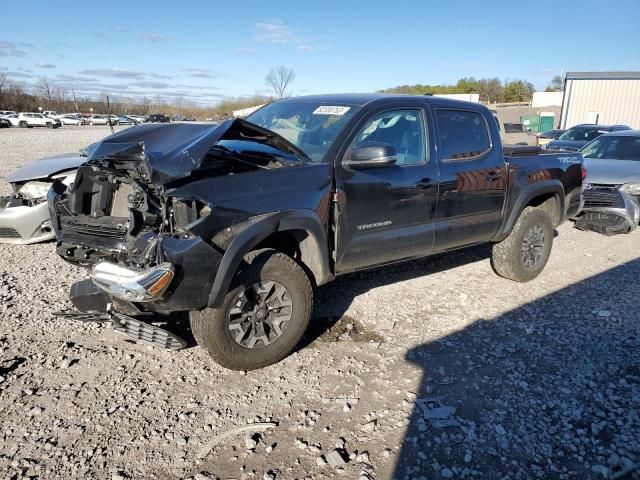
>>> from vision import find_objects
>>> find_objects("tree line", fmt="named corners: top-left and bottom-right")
top-left (0, 72), bottom-right (271, 120)
top-left (380, 77), bottom-right (545, 104)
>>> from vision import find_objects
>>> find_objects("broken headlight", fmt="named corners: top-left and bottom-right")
top-left (18, 181), bottom-right (52, 200)
top-left (619, 183), bottom-right (640, 195)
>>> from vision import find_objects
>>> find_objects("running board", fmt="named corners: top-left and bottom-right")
top-left (54, 310), bottom-right (187, 351)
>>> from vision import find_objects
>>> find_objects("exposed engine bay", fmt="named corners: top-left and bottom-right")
top-left (49, 118), bottom-right (311, 313)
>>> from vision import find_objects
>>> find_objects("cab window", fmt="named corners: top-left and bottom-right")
top-left (350, 109), bottom-right (426, 166)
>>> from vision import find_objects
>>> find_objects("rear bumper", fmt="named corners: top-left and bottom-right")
top-left (0, 201), bottom-right (54, 244)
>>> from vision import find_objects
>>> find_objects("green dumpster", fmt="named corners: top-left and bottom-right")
top-left (520, 115), bottom-right (540, 132)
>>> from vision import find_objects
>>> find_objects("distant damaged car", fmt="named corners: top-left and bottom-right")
top-left (0, 153), bottom-right (85, 243)
top-left (575, 130), bottom-right (640, 235)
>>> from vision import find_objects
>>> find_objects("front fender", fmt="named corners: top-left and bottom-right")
top-left (207, 209), bottom-right (331, 308)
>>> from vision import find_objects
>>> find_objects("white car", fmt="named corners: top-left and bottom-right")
top-left (0, 110), bottom-right (17, 117)
top-left (18, 112), bottom-right (61, 128)
top-left (86, 115), bottom-right (116, 126)
top-left (3, 113), bottom-right (20, 126)
top-left (59, 114), bottom-right (84, 125)
top-left (43, 111), bottom-right (60, 118)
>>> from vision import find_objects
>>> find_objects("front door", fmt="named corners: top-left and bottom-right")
top-left (432, 108), bottom-right (507, 251)
top-left (335, 107), bottom-right (439, 273)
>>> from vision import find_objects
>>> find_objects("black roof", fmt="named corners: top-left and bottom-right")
top-left (277, 93), bottom-right (485, 109)
top-left (566, 71), bottom-right (640, 80)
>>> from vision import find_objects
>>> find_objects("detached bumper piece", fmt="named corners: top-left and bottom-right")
top-left (111, 313), bottom-right (187, 351)
top-left (53, 309), bottom-right (186, 351)
top-left (575, 212), bottom-right (635, 236)
top-left (55, 277), bottom-right (187, 351)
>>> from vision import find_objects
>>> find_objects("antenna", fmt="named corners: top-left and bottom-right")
top-left (106, 95), bottom-right (115, 135)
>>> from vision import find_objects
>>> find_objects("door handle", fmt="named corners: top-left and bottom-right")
top-left (485, 171), bottom-right (502, 181)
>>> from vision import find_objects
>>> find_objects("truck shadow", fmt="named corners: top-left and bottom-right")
top-left (392, 258), bottom-right (640, 479)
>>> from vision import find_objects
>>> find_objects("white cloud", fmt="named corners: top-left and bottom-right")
top-left (253, 20), bottom-right (293, 43)
top-left (235, 47), bottom-right (257, 54)
top-left (185, 68), bottom-right (217, 78)
top-left (35, 62), bottom-right (56, 69)
top-left (0, 41), bottom-right (26, 57)
top-left (297, 44), bottom-right (313, 52)
top-left (141, 32), bottom-right (168, 43)
top-left (78, 68), bottom-right (146, 79)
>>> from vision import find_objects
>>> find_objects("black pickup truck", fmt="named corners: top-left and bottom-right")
top-left (49, 94), bottom-right (584, 370)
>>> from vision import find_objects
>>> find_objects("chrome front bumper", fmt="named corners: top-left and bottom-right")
top-left (91, 261), bottom-right (175, 302)
top-left (0, 201), bottom-right (55, 244)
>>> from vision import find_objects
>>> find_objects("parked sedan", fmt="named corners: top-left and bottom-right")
top-left (0, 152), bottom-right (86, 244)
top-left (536, 128), bottom-right (566, 147)
top-left (59, 114), bottom-right (84, 126)
top-left (86, 115), bottom-right (117, 126)
top-left (547, 124), bottom-right (631, 152)
top-left (575, 130), bottom-right (640, 235)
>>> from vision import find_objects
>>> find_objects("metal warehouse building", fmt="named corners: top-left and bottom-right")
top-left (560, 71), bottom-right (640, 129)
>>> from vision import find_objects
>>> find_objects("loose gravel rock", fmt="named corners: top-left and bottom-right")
top-left (0, 127), bottom-right (639, 479)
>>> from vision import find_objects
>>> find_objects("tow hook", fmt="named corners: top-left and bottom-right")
top-left (53, 310), bottom-right (187, 351)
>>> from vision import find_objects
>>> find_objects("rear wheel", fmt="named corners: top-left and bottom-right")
top-left (491, 207), bottom-right (553, 282)
top-left (190, 249), bottom-right (313, 371)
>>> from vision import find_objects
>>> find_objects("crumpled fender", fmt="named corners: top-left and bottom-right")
top-left (207, 209), bottom-right (332, 308)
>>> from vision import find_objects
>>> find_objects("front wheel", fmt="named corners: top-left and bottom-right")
top-left (190, 249), bottom-right (313, 371)
top-left (46, 122), bottom-right (53, 128)
top-left (491, 207), bottom-right (553, 282)
top-left (19, 121), bottom-right (28, 128)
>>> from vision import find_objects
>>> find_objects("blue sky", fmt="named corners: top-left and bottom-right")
top-left (1, 0), bottom-right (639, 105)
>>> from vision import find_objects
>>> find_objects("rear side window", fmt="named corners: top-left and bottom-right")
top-left (436, 109), bottom-right (491, 160)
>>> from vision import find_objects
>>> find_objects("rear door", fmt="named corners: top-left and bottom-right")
top-left (432, 108), bottom-right (507, 251)
top-left (334, 105), bottom-right (439, 272)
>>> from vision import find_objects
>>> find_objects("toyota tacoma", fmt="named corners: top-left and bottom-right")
top-left (49, 94), bottom-right (584, 370)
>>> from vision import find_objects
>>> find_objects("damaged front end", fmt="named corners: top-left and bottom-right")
top-left (1, 154), bottom-right (82, 244)
top-left (50, 119), bottom-right (308, 321)
top-left (575, 184), bottom-right (640, 235)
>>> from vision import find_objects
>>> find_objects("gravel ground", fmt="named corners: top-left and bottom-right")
top-left (0, 127), bottom-right (639, 480)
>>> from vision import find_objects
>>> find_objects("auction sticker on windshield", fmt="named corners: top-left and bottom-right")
top-left (313, 106), bottom-right (351, 116)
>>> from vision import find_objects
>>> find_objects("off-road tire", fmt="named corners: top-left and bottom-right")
top-left (46, 122), bottom-right (53, 128)
top-left (491, 207), bottom-right (553, 282)
top-left (190, 249), bottom-right (313, 371)
top-left (19, 121), bottom-right (28, 128)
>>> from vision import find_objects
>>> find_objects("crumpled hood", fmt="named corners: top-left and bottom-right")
top-left (584, 157), bottom-right (640, 185)
top-left (86, 118), bottom-right (308, 185)
top-left (547, 139), bottom-right (587, 151)
top-left (7, 153), bottom-right (86, 183)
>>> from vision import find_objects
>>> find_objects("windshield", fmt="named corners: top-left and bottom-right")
top-left (558, 126), bottom-right (605, 142)
top-left (247, 101), bottom-right (361, 162)
top-left (581, 135), bottom-right (640, 161)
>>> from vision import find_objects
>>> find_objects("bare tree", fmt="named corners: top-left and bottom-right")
top-left (265, 65), bottom-right (295, 99)
top-left (36, 77), bottom-right (56, 105)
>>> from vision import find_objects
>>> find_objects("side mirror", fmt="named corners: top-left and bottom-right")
top-left (344, 141), bottom-right (397, 169)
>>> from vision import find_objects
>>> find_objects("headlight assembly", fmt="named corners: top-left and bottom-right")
top-left (619, 183), bottom-right (640, 195)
